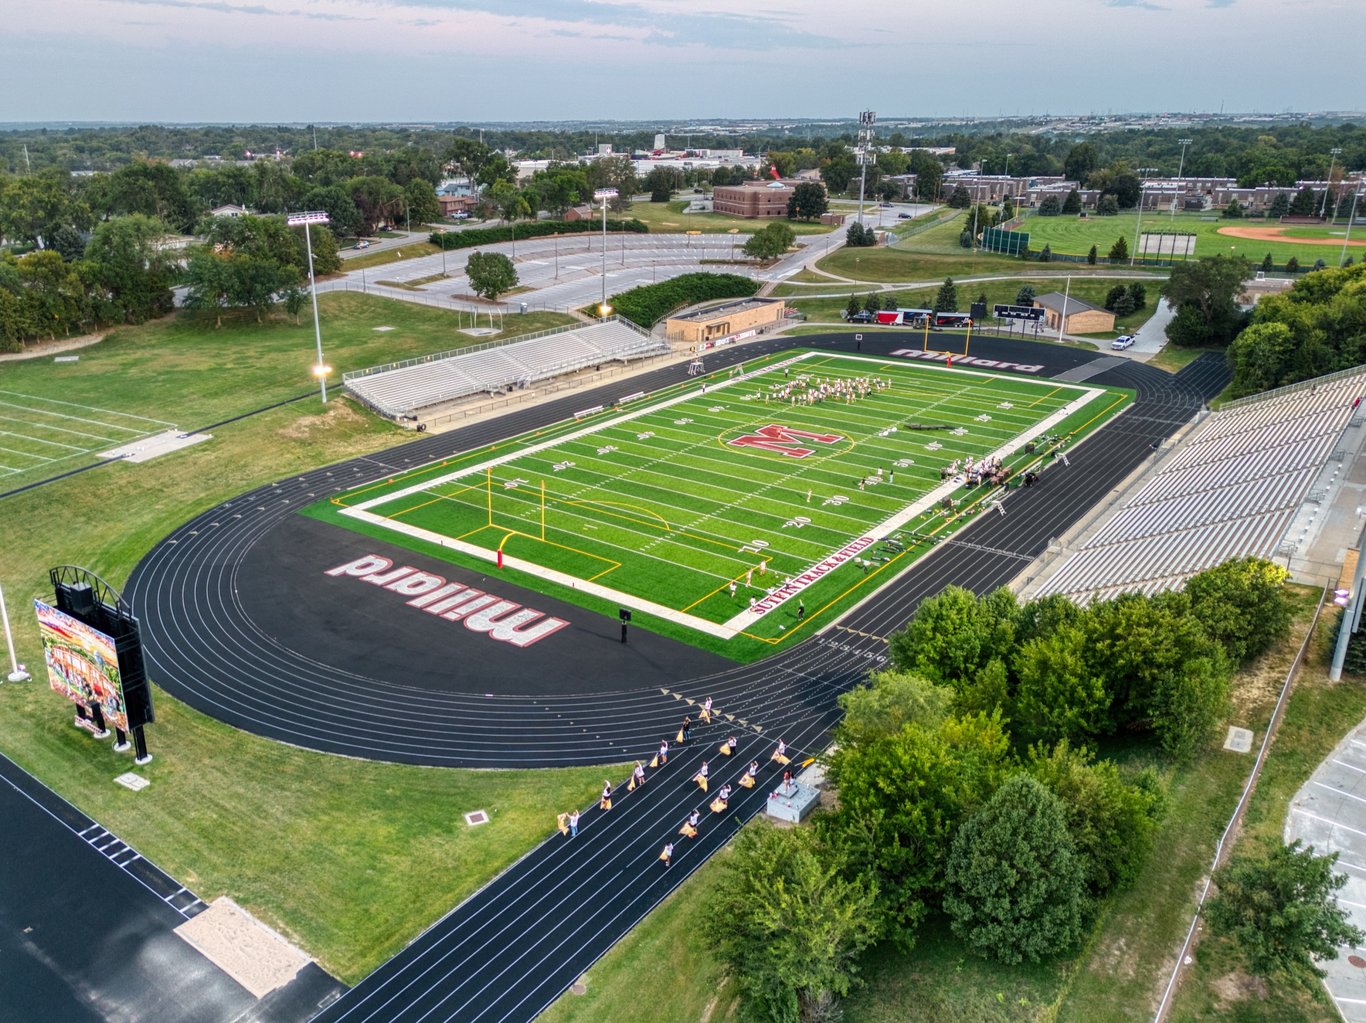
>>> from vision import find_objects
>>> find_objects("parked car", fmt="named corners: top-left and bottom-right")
top-left (354, 240), bottom-right (371, 249)
top-left (1111, 334), bottom-right (1135, 350)
top-left (878, 202), bottom-right (893, 208)
top-left (897, 212), bottom-right (911, 219)
top-left (846, 310), bottom-right (876, 324)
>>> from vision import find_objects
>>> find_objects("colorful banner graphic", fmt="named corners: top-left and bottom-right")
top-left (36, 599), bottom-right (127, 732)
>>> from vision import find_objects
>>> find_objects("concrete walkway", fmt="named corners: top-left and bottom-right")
top-left (1286, 719), bottom-right (1366, 1020)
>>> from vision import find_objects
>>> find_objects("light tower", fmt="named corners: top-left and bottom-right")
top-left (285, 211), bottom-right (332, 402)
top-left (593, 188), bottom-right (618, 318)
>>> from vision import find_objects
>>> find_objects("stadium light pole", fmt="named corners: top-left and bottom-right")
top-left (1132, 168), bottom-right (1159, 266)
top-left (1321, 148), bottom-right (1343, 219)
top-left (1171, 139), bottom-right (1193, 220)
top-left (1342, 191), bottom-right (1361, 268)
top-left (593, 188), bottom-right (618, 317)
top-left (286, 211), bottom-right (332, 403)
top-left (0, 581), bottom-right (30, 682)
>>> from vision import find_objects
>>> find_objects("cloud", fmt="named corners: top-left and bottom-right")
top-left (118, 0), bottom-right (375, 21)
top-left (1205, 0), bottom-right (1236, 6)
top-left (1105, 0), bottom-right (1167, 9)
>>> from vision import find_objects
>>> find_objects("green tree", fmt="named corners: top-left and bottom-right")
top-left (1064, 143), bottom-right (1099, 182)
top-left (1224, 199), bottom-right (1245, 219)
top-left (302, 184), bottom-right (363, 240)
top-left (828, 713), bottom-right (1011, 949)
top-left (1185, 557), bottom-right (1292, 663)
top-left (642, 166), bottom-right (681, 203)
top-left (0, 174), bottom-right (91, 249)
top-left (786, 181), bottom-right (829, 221)
top-left (1285, 255), bottom-right (1300, 274)
top-left (1112, 290), bottom-right (1137, 317)
top-left (347, 175), bottom-right (405, 234)
top-left (703, 822), bottom-right (880, 1023)
top-left (944, 775), bottom-right (1087, 964)
top-left (1261, 252), bottom-right (1274, 272)
top-left (889, 585), bottom-right (1016, 689)
top-left (1288, 186), bottom-right (1318, 216)
top-left (845, 294), bottom-right (862, 318)
top-left (1037, 195), bottom-right (1062, 216)
top-left (84, 214), bottom-right (176, 325)
top-left (863, 292), bottom-right (880, 314)
top-left (1268, 192), bottom-right (1291, 218)
top-left (1105, 284), bottom-right (1128, 311)
top-left (933, 276), bottom-right (959, 314)
top-left (1026, 741), bottom-right (1166, 896)
top-left (1162, 253), bottom-right (1253, 346)
top-left (947, 184), bottom-right (972, 209)
top-left (1108, 236), bottom-right (1129, 262)
top-left (1206, 841), bottom-right (1364, 985)
top-left (907, 151), bottom-right (943, 202)
top-left (1096, 194), bottom-right (1120, 216)
top-left (882, 291), bottom-right (899, 311)
top-left (1012, 626), bottom-right (1110, 745)
top-left (836, 669), bottom-right (953, 747)
top-left (1038, 244), bottom-right (1052, 263)
top-left (1087, 244), bottom-right (1098, 265)
top-left (403, 179), bottom-right (442, 226)
top-left (743, 221), bottom-right (795, 262)
top-left (1061, 188), bottom-right (1082, 214)
top-left (1015, 284), bottom-right (1036, 306)
top-left (1127, 282), bottom-right (1147, 309)
top-left (465, 250), bottom-right (518, 301)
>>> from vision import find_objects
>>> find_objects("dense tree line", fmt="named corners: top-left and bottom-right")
top-left (707, 558), bottom-right (1294, 1021)
top-left (1226, 263), bottom-right (1366, 396)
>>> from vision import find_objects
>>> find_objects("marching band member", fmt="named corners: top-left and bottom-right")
top-left (719, 735), bottom-right (738, 756)
top-left (711, 783), bottom-right (732, 813)
top-left (739, 759), bottom-right (760, 788)
top-left (600, 780), bottom-right (613, 811)
top-left (679, 809), bottom-right (701, 839)
top-left (771, 738), bottom-right (790, 766)
top-left (695, 760), bottom-right (709, 792)
top-left (660, 842), bottom-right (674, 868)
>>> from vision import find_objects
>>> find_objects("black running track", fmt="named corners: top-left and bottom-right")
top-left (120, 336), bottom-right (1230, 1023)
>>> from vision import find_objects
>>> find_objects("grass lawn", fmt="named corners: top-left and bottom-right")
top-left (1016, 210), bottom-right (1360, 267)
top-left (340, 241), bottom-right (442, 270)
top-left (0, 295), bottom-right (613, 983)
top-left (1148, 346), bottom-right (1221, 374)
top-left (0, 294), bottom-right (575, 493)
top-left (625, 199), bottom-right (834, 236)
top-left (309, 351), bottom-right (1130, 659)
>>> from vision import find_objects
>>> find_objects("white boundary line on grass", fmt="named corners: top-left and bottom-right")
top-left (341, 352), bottom-right (1110, 639)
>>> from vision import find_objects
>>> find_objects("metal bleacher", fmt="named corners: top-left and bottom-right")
top-left (1034, 367), bottom-right (1366, 603)
top-left (343, 317), bottom-right (668, 419)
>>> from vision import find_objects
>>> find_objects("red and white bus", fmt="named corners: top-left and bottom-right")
top-left (873, 307), bottom-right (934, 326)
top-left (932, 312), bottom-right (973, 328)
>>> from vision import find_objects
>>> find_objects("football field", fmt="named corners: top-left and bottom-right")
top-left (321, 351), bottom-right (1130, 649)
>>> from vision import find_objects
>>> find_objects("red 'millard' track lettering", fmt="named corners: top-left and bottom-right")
top-left (728, 423), bottom-right (844, 459)
top-left (325, 555), bottom-right (569, 648)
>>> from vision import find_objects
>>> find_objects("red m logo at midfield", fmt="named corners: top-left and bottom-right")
top-left (728, 424), bottom-right (844, 458)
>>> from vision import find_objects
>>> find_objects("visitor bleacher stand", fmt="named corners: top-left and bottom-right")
top-left (343, 317), bottom-right (669, 421)
top-left (1033, 366), bottom-right (1366, 603)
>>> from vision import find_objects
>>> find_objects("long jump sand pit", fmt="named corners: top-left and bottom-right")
top-left (1217, 224), bottom-right (1365, 247)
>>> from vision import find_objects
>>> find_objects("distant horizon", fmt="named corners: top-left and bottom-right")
top-left (2, 110), bottom-right (1364, 133)
top-left (7, 0), bottom-right (1359, 125)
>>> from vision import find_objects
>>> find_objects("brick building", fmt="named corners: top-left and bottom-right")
top-left (1032, 293), bottom-right (1115, 335)
top-left (712, 179), bottom-right (809, 218)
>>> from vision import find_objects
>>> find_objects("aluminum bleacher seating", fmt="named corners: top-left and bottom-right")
top-left (343, 318), bottom-right (668, 419)
top-left (1034, 367), bottom-right (1366, 604)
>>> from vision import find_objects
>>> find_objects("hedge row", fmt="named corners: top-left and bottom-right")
top-left (608, 272), bottom-right (759, 327)
top-left (429, 218), bottom-right (648, 250)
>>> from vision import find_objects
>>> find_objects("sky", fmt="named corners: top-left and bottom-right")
top-left (5, 0), bottom-right (1361, 124)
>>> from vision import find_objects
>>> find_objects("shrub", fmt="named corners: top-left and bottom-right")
top-left (607, 272), bottom-right (758, 326)
top-left (430, 218), bottom-right (647, 251)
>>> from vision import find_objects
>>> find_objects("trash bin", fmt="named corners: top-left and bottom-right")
top-left (519, 302), bottom-right (528, 314)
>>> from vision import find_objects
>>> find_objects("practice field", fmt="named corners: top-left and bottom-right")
top-left (313, 350), bottom-right (1130, 653)
top-left (0, 389), bottom-right (175, 482)
top-left (1014, 210), bottom-right (1357, 266)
